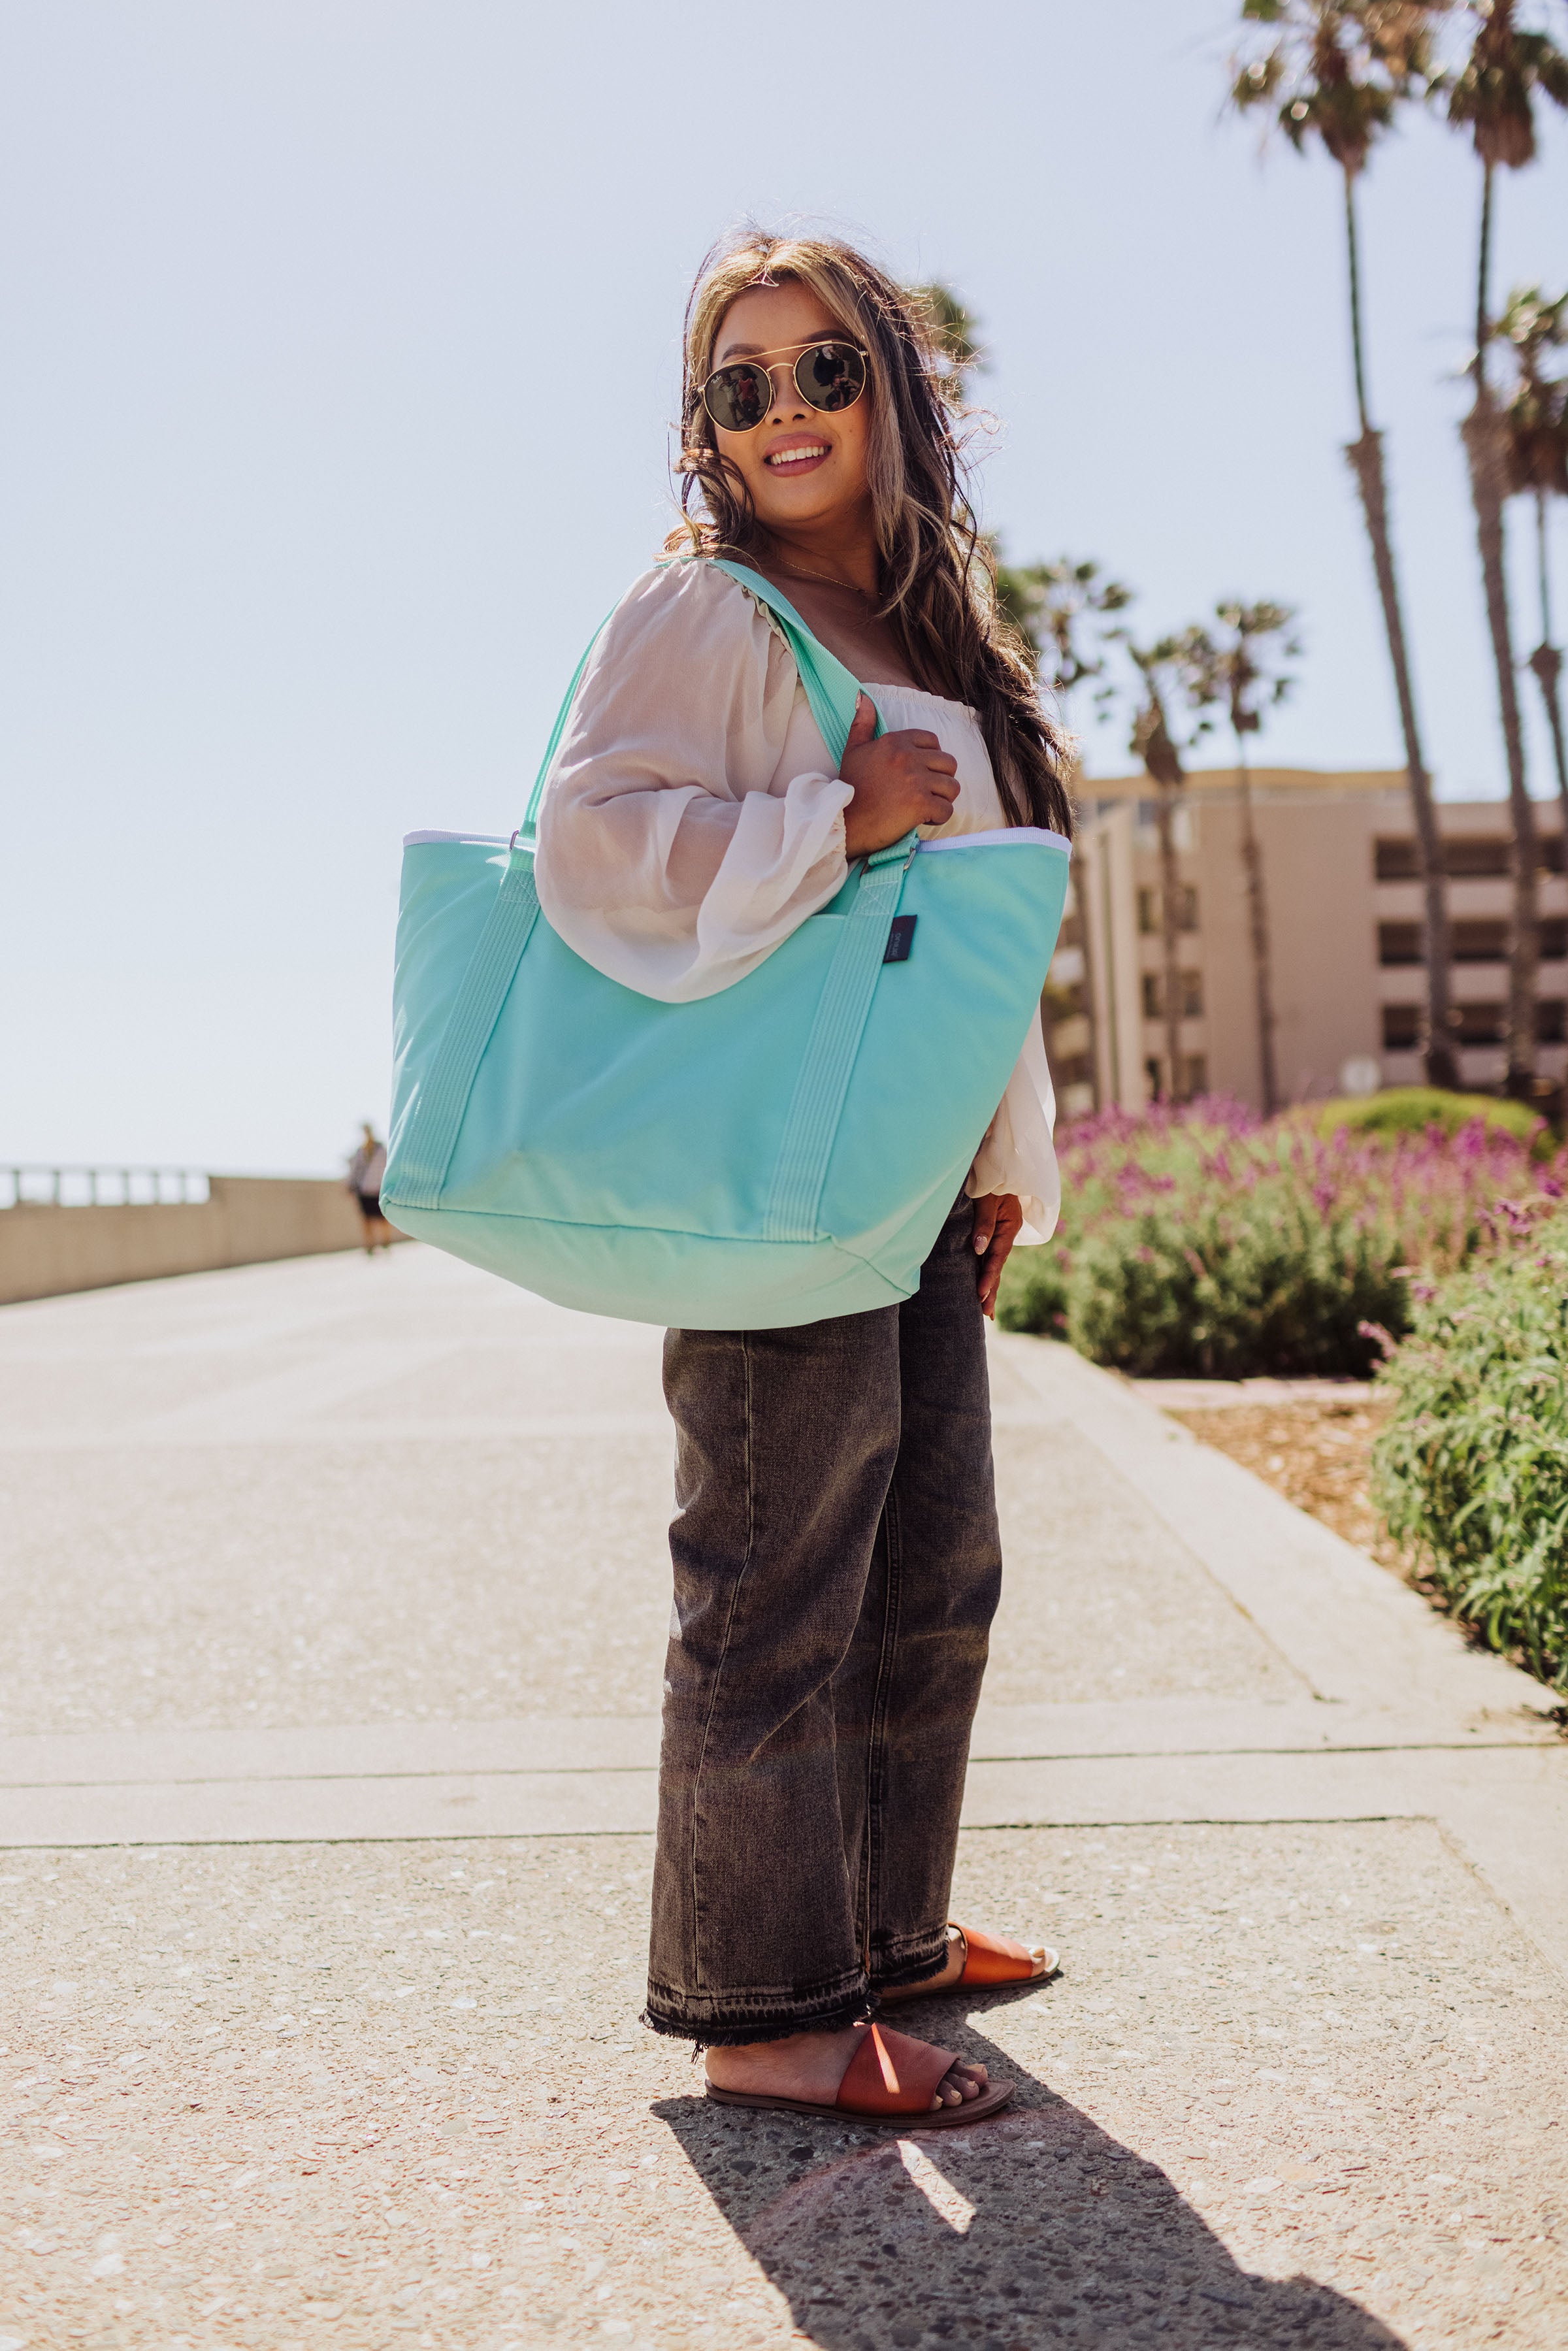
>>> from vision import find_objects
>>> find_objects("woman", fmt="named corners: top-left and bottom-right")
top-left (534, 231), bottom-right (1070, 2127)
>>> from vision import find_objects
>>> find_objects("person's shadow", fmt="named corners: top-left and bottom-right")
top-left (652, 1996), bottom-right (1408, 2350)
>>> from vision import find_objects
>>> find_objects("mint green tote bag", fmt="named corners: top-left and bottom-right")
top-left (381, 561), bottom-right (1070, 1328)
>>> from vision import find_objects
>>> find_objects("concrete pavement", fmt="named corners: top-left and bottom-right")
top-left (1, 1245), bottom-right (1565, 2350)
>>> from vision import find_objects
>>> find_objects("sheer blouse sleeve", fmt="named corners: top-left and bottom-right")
top-left (966, 1009), bottom-right (1060, 1245)
top-left (532, 560), bottom-right (853, 1004)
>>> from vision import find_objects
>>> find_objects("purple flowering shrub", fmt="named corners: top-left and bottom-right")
top-left (996, 1097), bottom-right (1568, 1379)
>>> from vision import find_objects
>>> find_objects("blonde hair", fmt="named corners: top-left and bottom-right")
top-left (669, 228), bottom-right (1073, 839)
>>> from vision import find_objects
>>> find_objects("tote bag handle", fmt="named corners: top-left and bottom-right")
top-left (514, 555), bottom-right (894, 845)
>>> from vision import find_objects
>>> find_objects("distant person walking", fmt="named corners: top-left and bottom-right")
top-left (346, 1123), bottom-right (392, 1253)
top-left (531, 231), bottom-right (1066, 2130)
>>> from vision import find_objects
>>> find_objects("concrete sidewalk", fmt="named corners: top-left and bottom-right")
top-left (1, 1245), bottom-right (1565, 2351)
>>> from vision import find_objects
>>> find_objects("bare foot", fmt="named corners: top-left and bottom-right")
top-left (879, 1924), bottom-right (1056, 2001)
top-left (706, 2022), bottom-right (988, 2112)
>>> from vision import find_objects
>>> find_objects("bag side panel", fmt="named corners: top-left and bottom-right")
top-left (385, 842), bottom-right (512, 1185)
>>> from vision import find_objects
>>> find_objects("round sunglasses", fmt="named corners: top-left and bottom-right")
top-left (700, 338), bottom-right (869, 435)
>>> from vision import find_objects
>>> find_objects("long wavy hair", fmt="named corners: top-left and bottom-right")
top-left (668, 229), bottom-right (1074, 840)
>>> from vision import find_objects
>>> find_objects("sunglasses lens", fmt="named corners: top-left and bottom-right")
top-left (702, 363), bottom-right (772, 433)
top-left (797, 341), bottom-right (866, 412)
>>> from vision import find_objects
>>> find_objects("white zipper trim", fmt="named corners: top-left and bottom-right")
top-left (402, 822), bottom-right (1071, 859)
top-left (918, 826), bottom-right (1071, 856)
top-left (403, 829), bottom-right (512, 848)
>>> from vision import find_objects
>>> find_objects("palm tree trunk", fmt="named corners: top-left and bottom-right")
top-left (1528, 495), bottom-right (1568, 832)
top-left (1071, 851), bottom-right (1104, 1113)
top-left (1465, 161), bottom-right (1539, 1100)
top-left (1234, 731), bottom-right (1279, 1115)
top-left (1339, 168), bottom-right (1457, 1089)
top-left (1156, 789), bottom-right (1184, 1101)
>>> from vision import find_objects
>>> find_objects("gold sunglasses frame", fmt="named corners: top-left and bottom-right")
top-left (699, 339), bottom-right (870, 435)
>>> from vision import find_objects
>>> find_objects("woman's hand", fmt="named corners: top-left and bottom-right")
top-left (840, 693), bottom-right (959, 857)
top-left (972, 1192), bottom-right (1024, 1321)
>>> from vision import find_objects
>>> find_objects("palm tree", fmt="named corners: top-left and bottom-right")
top-left (1120, 638), bottom-right (1192, 1102)
top-left (1445, 3), bottom-right (1568, 1097)
top-left (1165, 604), bottom-right (1303, 1113)
top-left (1495, 284), bottom-right (1568, 828)
top-left (907, 284), bottom-right (986, 407)
top-left (994, 557), bottom-right (1134, 1108)
top-left (1230, 1), bottom-right (1460, 1088)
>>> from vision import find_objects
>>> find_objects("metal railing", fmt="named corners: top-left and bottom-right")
top-left (0, 1167), bottom-right (211, 1209)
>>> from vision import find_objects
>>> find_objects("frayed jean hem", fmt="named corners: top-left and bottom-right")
top-left (641, 1982), bottom-right (872, 2049)
top-left (869, 1926), bottom-right (952, 1994)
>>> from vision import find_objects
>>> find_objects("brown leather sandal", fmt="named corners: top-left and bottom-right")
top-left (881, 1922), bottom-right (1060, 2001)
top-left (705, 2020), bottom-right (1013, 2129)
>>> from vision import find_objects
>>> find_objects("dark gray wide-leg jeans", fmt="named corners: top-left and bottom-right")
top-left (645, 1194), bottom-right (1002, 2046)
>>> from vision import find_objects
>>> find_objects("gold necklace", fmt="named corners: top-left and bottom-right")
top-left (776, 561), bottom-right (872, 599)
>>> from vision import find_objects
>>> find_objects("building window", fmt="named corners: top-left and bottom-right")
top-left (1056, 1053), bottom-right (1094, 1088)
top-left (1375, 838), bottom-right (1420, 881)
top-left (1378, 923), bottom-right (1424, 967)
top-left (1456, 1003), bottom-right (1507, 1046)
top-left (1382, 1004), bottom-right (1422, 1051)
top-left (1044, 978), bottom-right (1085, 1023)
top-left (1443, 837), bottom-right (1512, 879)
top-left (1141, 971), bottom-right (1204, 1019)
top-left (1182, 1055), bottom-right (1208, 1097)
top-left (1146, 1055), bottom-right (1164, 1101)
top-left (1453, 919), bottom-right (1509, 962)
top-left (1545, 919), bottom-right (1567, 961)
top-left (1136, 887), bottom-right (1200, 936)
top-left (1375, 834), bottom-right (1565, 881)
top-left (1537, 1000), bottom-right (1567, 1045)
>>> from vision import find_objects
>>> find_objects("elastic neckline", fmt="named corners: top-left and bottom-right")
top-left (862, 680), bottom-right (979, 717)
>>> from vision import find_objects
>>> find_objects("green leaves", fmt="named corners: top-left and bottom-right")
top-left (991, 552), bottom-right (1133, 709)
top-left (1228, 3), bottom-right (1447, 176)
top-left (906, 282), bottom-right (986, 407)
top-left (1494, 281), bottom-right (1568, 499)
top-left (1373, 1217), bottom-right (1568, 1686)
top-left (1162, 600), bottom-right (1302, 738)
top-left (1446, 5), bottom-right (1568, 171)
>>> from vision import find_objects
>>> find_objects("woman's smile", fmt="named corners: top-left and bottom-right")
top-left (764, 435), bottom-right (832, 474)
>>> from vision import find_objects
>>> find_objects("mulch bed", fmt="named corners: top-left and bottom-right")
top-left (1163, 1392), bottom-right (1409, 1573)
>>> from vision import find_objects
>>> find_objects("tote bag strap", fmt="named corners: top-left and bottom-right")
top-left (518, 555), bottom-right (880, 840)
top-left (393, 610), bottom-right (619, 1208)
top-left (701, 561), bottom-right (924, 1241)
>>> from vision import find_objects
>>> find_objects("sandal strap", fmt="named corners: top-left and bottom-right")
top-left (836, 2022), bottom-right (956, 2118)
top-left (952, 1922), bottom-right (1037, 1988)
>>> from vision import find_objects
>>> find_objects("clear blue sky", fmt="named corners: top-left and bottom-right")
top-left (4, 1), bottom-right (1566, 1172)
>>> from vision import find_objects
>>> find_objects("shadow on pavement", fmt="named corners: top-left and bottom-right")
top-left (652, 2008), bottom-right (1409, 2351)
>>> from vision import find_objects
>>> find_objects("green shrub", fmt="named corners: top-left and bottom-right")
top-left (1064, 1192), bottom-right (1408, 1379)
top-left (1371, 1212), bottom-right (1568, 1688)
top-left (1311, 1087), bottom-right (1548, 1154)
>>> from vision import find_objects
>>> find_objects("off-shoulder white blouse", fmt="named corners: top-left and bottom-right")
top-left (533, 559), bottom-right (1060, 1242)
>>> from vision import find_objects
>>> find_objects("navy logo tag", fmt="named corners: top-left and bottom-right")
top-left (883, 914), bottom-right (917, 964)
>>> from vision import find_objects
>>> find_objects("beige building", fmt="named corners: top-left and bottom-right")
top-left (1047, 768), bottom-right (1568, 1120)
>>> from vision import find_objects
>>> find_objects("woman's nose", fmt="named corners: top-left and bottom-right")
top-left (765, 363), bottom-right (808, 419)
